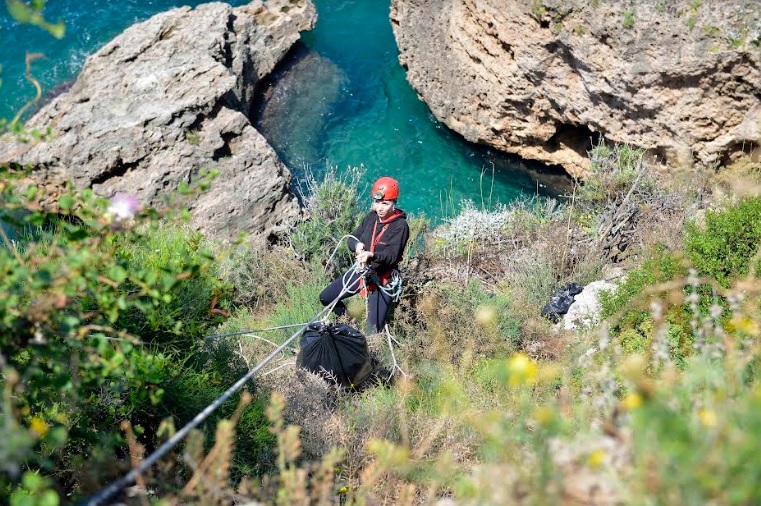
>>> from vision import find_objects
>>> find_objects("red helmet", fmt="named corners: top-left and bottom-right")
top-left (371, 177), bottom-right (400, 200)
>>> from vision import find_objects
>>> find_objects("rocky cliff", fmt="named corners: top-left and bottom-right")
top-left (390, 0), bottom-right (761, 178)
top-left (0, 0), bottom-right (316, 241)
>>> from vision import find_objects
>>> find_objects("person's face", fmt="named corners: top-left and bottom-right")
top-left (373, 199), bottom-right (395, 219)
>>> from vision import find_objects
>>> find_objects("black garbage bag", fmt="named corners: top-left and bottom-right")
top-left (541, 282), bottom-right (584, 323)
top-left (297, 322), bottom-right (373, 388)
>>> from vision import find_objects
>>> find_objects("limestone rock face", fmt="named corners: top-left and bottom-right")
top-left (390, 0), bottom-right (761, 178)
top-left (0, 0), bottom-right (317, 241)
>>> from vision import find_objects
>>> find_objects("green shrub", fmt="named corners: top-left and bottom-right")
top-left (627, 357), bottom-right (761, 503)
top-left (599, 249), bottom-right (694, 363)
top-left (288, 167), bottom-right (365, 273)
top-left (622, 9), bottom-right (635, 29)
top-left (0, 177), bottom-right (239, 500)
top-left (580, 141), bottom-right (650, 206)
top-left (685, 197), bottom-right (761, 287)
top-left (113, 224), bottom-right (227, 346)
top-left (220, 243), bottom-right (308, 310)
top-left (410, 280), bottom-right (521, 364)
top-left (265, 277), bottom-right (327, 342)
top-left (600, 248), bottom-right (688, 319)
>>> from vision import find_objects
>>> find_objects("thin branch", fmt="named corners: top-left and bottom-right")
top-left (385, 325), bottom-right (408, 381)
top-left (597, 162), bottom-right (645, 246)
top-left (9, 53), bottom-right (45, 129)
top-left (82, 325), bottom-right (142, 344)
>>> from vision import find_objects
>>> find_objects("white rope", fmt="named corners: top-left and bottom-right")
top-left (377, 270), bottom-right (403, 302)
top-left (324, 234), bottom-right (362, 274)
top-left (259, 360), bottom-right (296, 378)
top-left (326, 233), bottom-right (404, 303)
top-left (205, 323), bottom-right (311, 340)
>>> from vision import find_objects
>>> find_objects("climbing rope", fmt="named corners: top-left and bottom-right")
top-left (80, 275), bottom-right (362, 506)
top-left (326, 234), bottom-right (403, 301)
top-left (205, 323), bottom-right (313, 340)
top-left (324, 233), bottom-right (362, 273)
top-left (367, 269), bottom-right (403, 302)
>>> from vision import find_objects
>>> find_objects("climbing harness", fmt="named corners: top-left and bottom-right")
top-left (359, 268), bottom-right (402, 302)
top-left (326, 233), bottom-right (404, 302)
top-left (357, 209), bottom-right (404, 299)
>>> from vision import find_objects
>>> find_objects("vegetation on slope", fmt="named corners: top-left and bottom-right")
top-left (5, 137), bottom-right (761, 505)
top-left (3, 4), bottom-right (761, 505)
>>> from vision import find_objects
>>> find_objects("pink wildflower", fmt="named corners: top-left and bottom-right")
top-left (106, 193), bottom-right (139, 228)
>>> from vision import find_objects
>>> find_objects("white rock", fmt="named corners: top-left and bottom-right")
top-left (563, 279), bottom-right (618, 330)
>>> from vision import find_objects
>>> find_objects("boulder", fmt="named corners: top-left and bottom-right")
top-left (0, 0), bottom-right (317, 242)
top-left (563, 279), bottom-right (619, 331)
top-left (390, 0), bottom-right (761, 178)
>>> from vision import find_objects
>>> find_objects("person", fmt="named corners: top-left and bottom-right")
top-left (319, 176), bottom-right (410, 334)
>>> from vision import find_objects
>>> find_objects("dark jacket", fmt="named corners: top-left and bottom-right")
top-left (347, 209), bottom-right (410, 274)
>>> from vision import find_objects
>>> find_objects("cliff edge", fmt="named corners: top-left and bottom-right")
top-left (391, 0), bottom-right (761, 177)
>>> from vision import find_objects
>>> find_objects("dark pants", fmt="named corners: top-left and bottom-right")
top-left (319, 269), bottom-right (394, 334)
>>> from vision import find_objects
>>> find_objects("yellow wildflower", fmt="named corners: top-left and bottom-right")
top-left (507, 353), bottom-right (537, 387)
top-left (30, 417), bottom-right (49, 438)
top-left (475, 304), bottom-right (498, 327)
top-left (698, 408), bottom-right (718, 428)
top-left (621, 393), bottom-right (643, 411)
top-left (588, 449), bottom-right (606, 469)
top-left (533, 406), bottom-right (555, 427)
top-left (729, 317), bottom-right (759, 336)
top-left (618, 353), bottom-right (647, 382)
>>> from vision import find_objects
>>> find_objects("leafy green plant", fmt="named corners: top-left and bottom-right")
top-left (685, 197), bottom-right (761, 287)
top-left (622, 10), bottom-right (635, 29)
top-left (531, 0), bottom-right (547, 19)
top-left (600, 248), bottom-right (688, 319)
top-left (112, 224), bottom-right (227, 345)
top-left (580, 140), bottom-right (649, 205)
top-left (5, 0), bottom-right (64, 39)
top-left (0, 172), bottom-right (234, 500)
top-left (702, 24), bottom-right (720, 37)
top-left (220, 243), bottom-right (308, 310)
top-left (186, 130), bottom-right (201, 146)
top-left (409, 280), bottom-right (521, 364)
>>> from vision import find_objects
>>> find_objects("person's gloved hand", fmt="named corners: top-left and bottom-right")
top-left (356, 250), bottom-right (374, 265)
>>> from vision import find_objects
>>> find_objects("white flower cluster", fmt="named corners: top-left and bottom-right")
top-left (435, 201), bottom-right (515, 247)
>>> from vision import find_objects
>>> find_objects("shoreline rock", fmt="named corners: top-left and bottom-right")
top-left (390, 0), bottom-right (761, 178)
top-left (0, 0), bottom-right (317, 242)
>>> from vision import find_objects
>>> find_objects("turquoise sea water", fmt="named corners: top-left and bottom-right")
top-left (1, 0), bottom-right (570, 221)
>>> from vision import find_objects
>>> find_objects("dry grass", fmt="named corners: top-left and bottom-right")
top-left (257, 367), bottom-right (340, 460)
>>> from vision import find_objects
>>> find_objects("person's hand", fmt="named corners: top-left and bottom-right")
top-left (356, 250), bottom-right (373, 265)
top-left (355, 242), bottom-right (365, 255)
